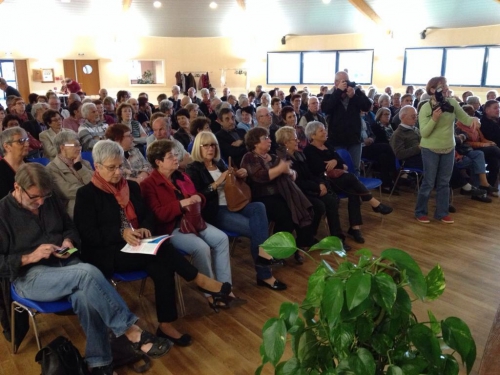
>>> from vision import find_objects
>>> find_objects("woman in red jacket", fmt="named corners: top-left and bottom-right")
top-left (142, 139), bottom-right (243, 310)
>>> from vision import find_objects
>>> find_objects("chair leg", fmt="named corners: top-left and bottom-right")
top-left (229, 236), bottom-right (237, 257)
top-left (175, 273), bottom-right (186, 317)
top-left (389, 171), bottom-right (403, 199)
top-left (12, 302), bottom-right (40, 353)
top-left (11, 301), bottom-right (16, 353)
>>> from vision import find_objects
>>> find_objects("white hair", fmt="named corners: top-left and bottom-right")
top-left (81, 103), bottom-right (97, 119)
top-left (92, 140), bottom-right (124, 164)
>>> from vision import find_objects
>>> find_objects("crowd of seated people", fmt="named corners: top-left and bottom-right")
top-left (0, 76), bottom-right (499, 373)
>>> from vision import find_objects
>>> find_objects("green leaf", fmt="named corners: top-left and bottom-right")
top-left (281, 358), bottom-right (302, 375)
top-left (371, 333), bottom-right (393, 355)
top-left (356, 316), bottom-right (374, 342)
top-left (279, 302), bottom-right (299, 329)
top-left (289, 318), bottom-right (305, 357)
top-left (345, 271), bottom-right (371, 311)
top-left (321, 259), bottom-right (336, 275)
top-left (354, 348), bottom-right (376, 375)
top-left (309, 236), bottom-right (346, 258)
top-left (441, 354), bottom-right (459, 375)
top-left (262, 318), bottom-right (287, 366)
top-left (260, 232), bottom-right (297, 259)
top-left (301, 306), bottom-right (316, 326)
top-left (255, 364), bottom-right (264, 375)
top-left (304, 265), bottom-right (328, 307)
top-left (355, 248), bottom-right (373, 268)
top-left (321, 277), bottom-right (344, 325)
top-left (259, 342), bottom-right (268, 364)
top-left (381, 249), bottom-right (427, 300)
top-left (330, 322), bottom-right (355, 359)
top-left (425, 264), bottom-right (446, 300)
top-left (372, 273), bottom-right (397, 312)
top-left (408, 323), bottom-right (441, 367)
top-left (386, 365), bottom-right (404, 375)
top-left (428, 310), bottom-right (440, 335)
top-left (399, 357), bottom-right (429, 375)
top-left (392, 287), bottom-right (412, 318)
top-left (337, 261), bottom-right (355, 274)
top-left (341, 295), bottom-right (372, 320)
top-left (297, 329), bottom-right (317, 366)
top-left (441, 317), bottom-right (476, 374)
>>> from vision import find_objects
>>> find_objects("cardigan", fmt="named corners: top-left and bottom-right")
top-left (185, 159), bottom-right (228, 224)
top-left (141, 169), bottom-right (205, 236)
top-left (73, 180), bottom-right (154, 277)
top-left (39, 128), bottom-right (72, 160)
top-left (390, 125), bottom-right (421, 161)
top-left (0, 159), bottom-right (17, 199)
top-left (418, 98), bottom-right (472, 149)
top-left (46, 156), bottom-right (93, 218)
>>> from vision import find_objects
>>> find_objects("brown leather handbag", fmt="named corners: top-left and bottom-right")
top-left (326, 168), bottom-right (346, 179)
top-left (224, 156), bottom-right (251, 212)
top-left (179, 201), bottom-right (207, 235)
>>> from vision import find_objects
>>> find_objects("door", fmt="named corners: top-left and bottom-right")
top-left (63, 60), bottom-right (100, 95)
top-left (14, 60), bottom-right (30, 100)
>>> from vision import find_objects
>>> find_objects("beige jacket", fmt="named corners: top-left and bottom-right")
top-left (46, 157), bottom-right (93, 218)
top-left (39, 128), bottom-right (73, 160)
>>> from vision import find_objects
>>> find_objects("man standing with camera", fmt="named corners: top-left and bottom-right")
top-left (321, 71), bottom-right (372, 175)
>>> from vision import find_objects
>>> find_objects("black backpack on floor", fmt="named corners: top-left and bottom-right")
top-left (35, 336), bottom-right (90, 375)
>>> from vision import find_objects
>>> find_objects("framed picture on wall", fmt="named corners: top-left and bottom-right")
top-left (41, 69), bottom-right (54, 83)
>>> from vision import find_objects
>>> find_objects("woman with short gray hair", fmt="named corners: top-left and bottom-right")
top-left (0, 127), bottom-right (29, 198)
top-left (304, 121), bottom-right (393, 244)
top-left (46, 130), bottom-right (93, 217)
top-left (78, 103), bottom-right (107, 151)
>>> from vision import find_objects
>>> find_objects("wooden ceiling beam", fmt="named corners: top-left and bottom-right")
top-left (348, 0), bottom-right (385, 27)
top-left (122, 0), bottom-right (132, 12)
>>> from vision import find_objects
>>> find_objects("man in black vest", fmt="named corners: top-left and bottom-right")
top-left (298, 96), bottom-right (326, 128)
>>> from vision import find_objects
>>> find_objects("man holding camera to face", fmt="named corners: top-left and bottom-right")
top-left (321, 71), bottom-right (372, 175)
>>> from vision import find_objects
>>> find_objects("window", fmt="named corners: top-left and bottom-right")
top-left (485, 47), bottom-right (500, 87)
top-left (129, 60), bottom-right (165, 85)
top-left (403, 49), bottom-right (443, 85)
top-left (0, 60), bottom-right (16, 104)
top-left (338, 50), bottom-right (373, 85)
top-left (445, 47), bottom-right (485, 86)
top-left (267, 52), bottom-right (301, 84)
top-left (302, 52), bottom-right (336, 84)
top-left (267, 50), bottom-right (374, 85)
top-left (403, 45), bottom-right (499, 87)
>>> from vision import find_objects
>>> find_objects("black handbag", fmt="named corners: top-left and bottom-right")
top-left (35, 336), bottom-right (90, 375)
top-left (110, 333), bottom-right (151, 373)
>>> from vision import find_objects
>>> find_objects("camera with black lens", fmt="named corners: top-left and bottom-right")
top-left (346, 80), bottom-right (357, 88)
top-left (433, 87), bottom-right (454, 113)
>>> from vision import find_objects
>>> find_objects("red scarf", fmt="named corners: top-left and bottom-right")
top-left (91, 172), bottom-right (139, 228)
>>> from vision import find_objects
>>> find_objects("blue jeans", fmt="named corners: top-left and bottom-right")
top-left (335, 143), bottom-right (362, 176)
top-left (170, 224), bottom-right (232, 286)
top-left (13, 258), bottom-right (137, 368)
top-left (456, 150), bottom-right (486, 186)
top-left (415, 148), bottom-right (454, 220)
top-left (215, 203), bottom-right (272, 280)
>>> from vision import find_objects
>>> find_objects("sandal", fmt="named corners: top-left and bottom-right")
top-left (132, 330), bottom-right (172, 359)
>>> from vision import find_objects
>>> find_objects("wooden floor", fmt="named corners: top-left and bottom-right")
top-left (1, 188), bottom-right (499, 375)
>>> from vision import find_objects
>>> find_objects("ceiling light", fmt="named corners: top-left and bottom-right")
top-left (153, 1), bottom-right (161, 8)
top-left (209, 2), bottom-right (218, 9)
top-left (322, 0), bottom-right (331, 3)
top-left (61, 0), bottom-right (71, 3)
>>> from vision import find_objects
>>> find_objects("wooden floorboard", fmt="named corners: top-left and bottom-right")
top-left (3, 189), bottom-right (500, 374)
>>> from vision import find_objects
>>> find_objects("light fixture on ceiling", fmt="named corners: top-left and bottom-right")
top-left (209, 1), bottom-right (218, 9)
top-left (281, 35), bottom-right (287, 45)
top-left (322, 0), bottom-right (331, 4)
top-left (153, 1), bottom-right (162, 8)
top-left (61, 0), bottom-right (71, 3)
top-left (420, 29), bottom-right (427, 39)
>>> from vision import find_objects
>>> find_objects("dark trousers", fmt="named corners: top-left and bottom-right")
top-left (402, 154), bottom-right (423, 170)
top-left (255, 194), bottom-right (315, 247)
top-left (362, 143), bottom-right (396, 187)
top-left (307, 192), bottom-right (345, 241)
top-left (114, 242), bottom-right (198, 322)
top-left (479, 146), bottom-right (500, 186)
top-left (329, 172), bottom-right (372, 227)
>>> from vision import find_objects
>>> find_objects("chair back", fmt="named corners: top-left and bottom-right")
top-left (27, 157), bottom-right (50, 166)
top-left (81, 152), bottom-right (94, 169)
top-left (336, 149), bottom-right (355, 173)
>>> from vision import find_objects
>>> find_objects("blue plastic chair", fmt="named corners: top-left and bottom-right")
top-left (27, 157), bottom-right (50, 166)
top-left (10, 284), bottom-right (73, 353)
top-left (336, 149), bottom-right (382, 198)
top-left (391, 159), bottom-right (423, 198)
top-left (187, 141), bottom-right (194, 153)
top-left (221, 229), bottom-right (241, 257)
top-left (111, 271), bottom-right (148, 297)
top-left (81, 151), bottom-right (94, 170)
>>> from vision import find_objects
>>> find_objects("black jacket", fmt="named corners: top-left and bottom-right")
top-left (290, 151), bottom-right (325, 196)
top-left (321, 88), bottom-right (372, 147)
top-left (480, 116), bottom-right (500, 146)
top-left (215, 128), bottom-right (247, 167)
top-left (22, 120), bottom-right (44, 140)
top-left (185, 159), bottom-right (228, 224)
top-left (74, 181), bottom-right (154, 277)
top-left (303, 144), bottom-right (345, 179)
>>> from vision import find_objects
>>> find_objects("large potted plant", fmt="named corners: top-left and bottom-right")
top-left (257, 233), bottom-right (476, 375)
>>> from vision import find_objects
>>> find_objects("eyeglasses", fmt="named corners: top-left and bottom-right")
top-left (99, 163), bottom-right (124, 172)
top-left (51, 117), bottom-right (62, 122)
top-left (22, 187), bottom-right (52, 200)
top-left (64, 143), bottom-right (82, 147)
top-left (259, 136), bottom-right (270, 141)
top-left (201, 143), bottom-right (217, 149)
top-left (164, 152), bottom-right (179, 160)
top-left (7, 137), bottom-right (29, 145)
